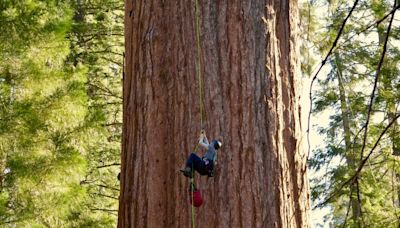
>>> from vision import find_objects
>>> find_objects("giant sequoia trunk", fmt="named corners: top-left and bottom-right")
top-left (119, 1), bottom-right (309, 227)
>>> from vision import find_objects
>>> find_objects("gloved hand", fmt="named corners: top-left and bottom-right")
top-left (199, 133), bottom-right (205, 143)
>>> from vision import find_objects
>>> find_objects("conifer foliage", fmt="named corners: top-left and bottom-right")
top-left (305, 0), bottom-right (400, 226)
top-left (0, 0), bottom-right (122, 226)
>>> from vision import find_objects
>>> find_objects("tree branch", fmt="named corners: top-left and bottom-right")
top-left (100, 56), bottom-right (123, 66)
top-left (340, 3), bottom-right (400, 46)
top-left (89, 207), bottom-right (118, 214)
top-left (80, 181), bottom-right (120, 191)
top-left (96, 184), bottom-right (120, 192)
top-left (91, 192), bottom-right (119, 200)
top-left (88, 50), bottom-right (124, 56)
top-left (359, 0), bottom-right (396, 160)
top-left (88, 82), bottom-right (122, 100)
top-left (96, 163), bottom-right (120, 169)
top-left (313, 1), bottom-right (398, 210)
top-left (315, 113), bottom-right (400, 209)
top-left (308, 0), bottom-right (360, 157)
top-left (103, 122), bottom-right (123, 127)
top-left (341, 184), bottom-right (355, 228)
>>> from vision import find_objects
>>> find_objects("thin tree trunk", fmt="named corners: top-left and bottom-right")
top-left (335, 54), bottom-right (361, 224)
top-left (119, 1), bottom-right (309, 227)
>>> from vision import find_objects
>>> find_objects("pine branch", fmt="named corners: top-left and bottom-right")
top-left (89, 208), bottom-right (118, 212)
top-left (341, 184), bottom-right (355, 228)
top-left (91, 192), bottom-right (119, 200)
top-left (308, 0), bottom-right (360, 156)
top-left (88, 50), bottom-right (124, 56)
top-left (89, 102), bottom-right (122, 107)
top-left (78, 31), bottom-right (124, 38)
top-left (80, 181), bottom-right (120, 191)
top-left (96, 163), bottom-right (120, 169)
top-left (96, 184), bottom-right (120, 192)
top-left (359, 0), bottom-right (396, 160)
top-left (314, 113), bottom-right (400, 209)
top-left (100, 56), bottom-right (123, 67)
top-left (313, 1), bottom-right (398, 210)
top-left (95, 92), bottom-right (123, 100)
top-left (88, 82), bottom-right (122, 100)
top-left (378, 166), bottom-right (391, 181)
top-left (103, 122), bottom-right (122, 127)
top-left (340, 3), bottom-right (400, 46)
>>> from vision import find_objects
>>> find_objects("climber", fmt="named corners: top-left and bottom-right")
top-left (180, 130), bottom-right (222, 178)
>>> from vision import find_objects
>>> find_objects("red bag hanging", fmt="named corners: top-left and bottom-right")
top-left (190, 190), bottom-right (203, 207)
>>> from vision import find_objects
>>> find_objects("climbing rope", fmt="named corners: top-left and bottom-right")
top-left (195, 0), bottom-right (204, 129)
top-left (191, 164), bottom-right (196, 228)
top-left (191, 0), bottom-right (204, 227)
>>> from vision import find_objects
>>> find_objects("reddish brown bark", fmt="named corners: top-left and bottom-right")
top-left (119, 1), bottom-right (310, 227)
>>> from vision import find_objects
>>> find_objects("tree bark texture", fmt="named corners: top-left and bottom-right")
top-left (119, 0), bottom-right (310, 227)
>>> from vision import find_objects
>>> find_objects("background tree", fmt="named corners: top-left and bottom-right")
top-left (67, 0), bottom-right (123, 223)
top-left (307, 0), bottom-right (400, 226)
top-left (119, 1), bottom-right (309, 227)
top-left (0, 0), bottom-right (123, 226)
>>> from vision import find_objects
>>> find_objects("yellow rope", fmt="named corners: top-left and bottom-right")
top-left (195, 0), bottom-right (204, 129)
top-left (191, 0), bottom-right (204, 227)
top-left (191, 166), bottom-right (195, 228)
